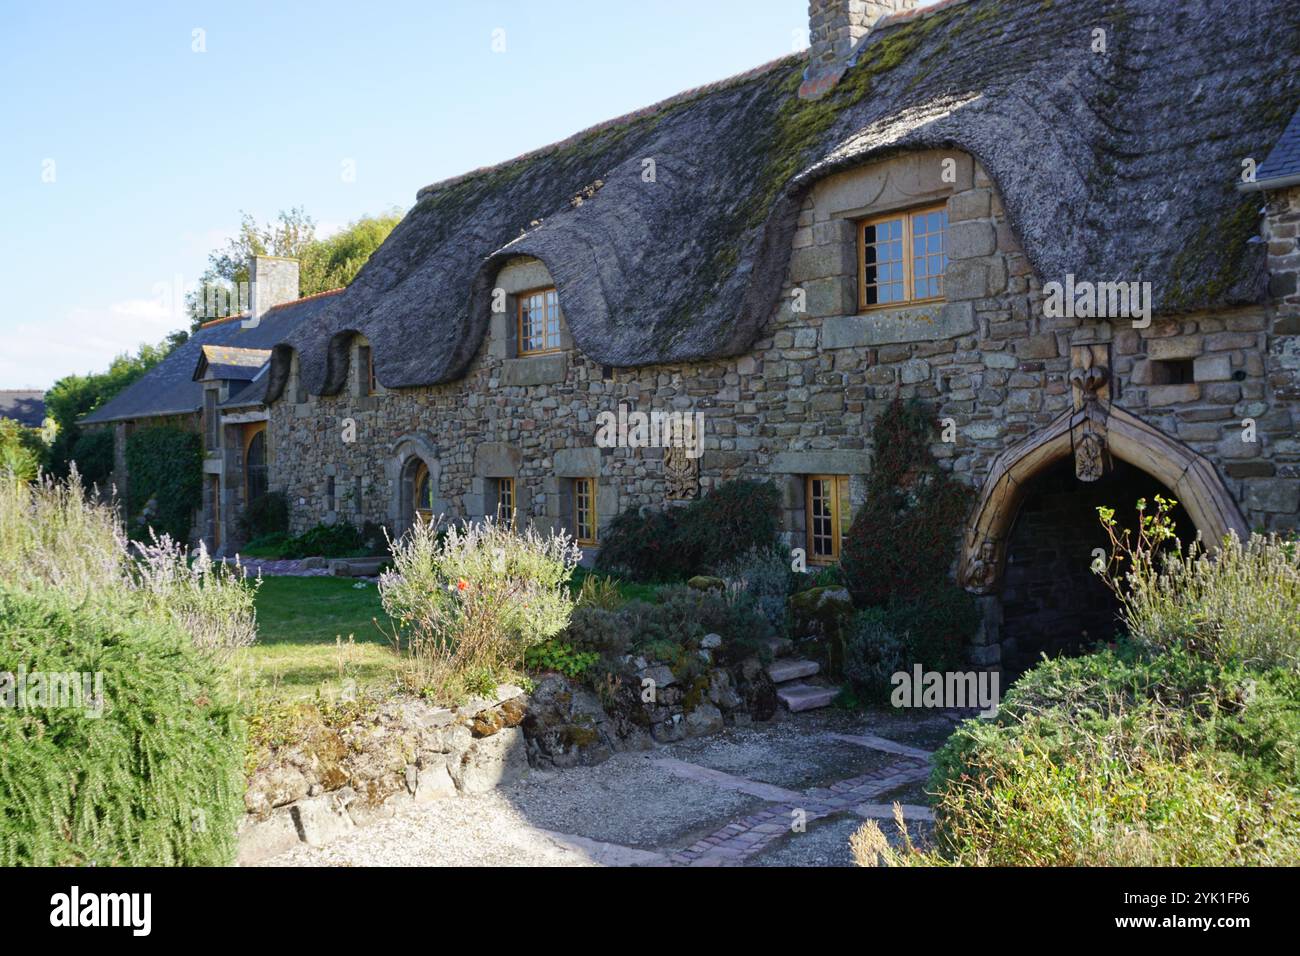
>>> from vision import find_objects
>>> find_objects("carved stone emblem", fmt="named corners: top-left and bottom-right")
top-left (663, 445), bottom-right (699, 500)
top-left (963, 537), bottom-right (1002, 594)
top-left (1074, 426), bottom-right (1106, 482)
top-left (1069, 345), bottom-right (1112, 482)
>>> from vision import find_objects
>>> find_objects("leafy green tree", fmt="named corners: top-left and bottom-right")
top-left (186, 207), bottom-right (401, 327)
top-left (0, 419), bottom-right (45, 482)
top-left (44, 335), bottom-right (186, 480)
top-left (299, 211), bottom-right (402, 294)
top-left (186, 207), bottom-right (317, 328)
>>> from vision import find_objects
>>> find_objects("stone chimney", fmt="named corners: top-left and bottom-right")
top-left (803, 0), bottom-right (917, 98)
top-left (249, 255), bottom-right (300, 325)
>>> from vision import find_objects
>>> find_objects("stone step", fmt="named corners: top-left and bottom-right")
top-left (776, 683), bottom-right (839, 713)
top-left (767, 658), bottom-right (820, 683)
top-left (764, 637), bottom-right (794, 659)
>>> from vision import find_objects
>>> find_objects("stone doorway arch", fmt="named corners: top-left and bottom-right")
top-left (959, 404), bottom-right (1248, 594)
top-left (957, 404), bottom-right (1248, 669)
top-left (388, 433), bottom-right (441, 536)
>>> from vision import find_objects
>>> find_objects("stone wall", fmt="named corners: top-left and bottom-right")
top-left (264, 148), bottom-right (1300, 662)
top-left (239, 654), bottom-right (775, 863)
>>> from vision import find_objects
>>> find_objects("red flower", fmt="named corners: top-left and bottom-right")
top-left (457, 578), bottom-right (468, 591)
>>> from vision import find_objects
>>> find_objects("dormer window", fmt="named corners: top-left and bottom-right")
top-left (355, 342), bottom-right (377, 397)
top-left (859, 204), bottom-right (947, 310)
top-left (518, 288), bottom-right (562, 356)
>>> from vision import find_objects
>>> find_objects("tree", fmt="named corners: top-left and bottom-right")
top-left (299, 211), bottom-right (402, 295)
top-left (186, 207), bottom-right (317, 328)
top-left (185, 207), bottom-right (402, 328)
top-left (44, 335), bottom-right (186, 479)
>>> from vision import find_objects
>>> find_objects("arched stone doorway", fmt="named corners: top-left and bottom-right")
top-left (959, 404), bottom-right (1248, 671)
top-left (388, 434), bottom-right (441, 536)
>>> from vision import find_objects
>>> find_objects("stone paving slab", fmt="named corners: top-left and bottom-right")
top-left (828, 731), bottom-right (934, 761)
top-left (504, 750), bottom-right (767, 849)
top-left (258, 709), bottom-right (945, 868)
top-left (666, 724), bottom-right (902, 792)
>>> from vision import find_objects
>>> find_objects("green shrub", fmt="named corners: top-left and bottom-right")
top-left (596, 479), bottom-right (781, 581)
top-left (68, 429), bottom-right (114, 490)
top-left (843, 607), bottom-right (906, 701)
top-left (241, 532), bottom-right (292, 558)
top-left (0, 585), bottom-right (245, 865)
top-left (841, 399), bottom-right (971, 607)
top-left (380, 517), bottom-right (581, 702)
top-left (124, 425), bottom-right (202, 543)
top-left (859, 645), bottom-right (1300, 867)
top-left (684, 480), bottom-right (782, 571)
top-left (237, 491), bottom-right (289, 541)
top-left (0, 475), bottom-right (259, 661)
top-left (524, 639), bottom-right (600, 678)
top-left (565, 583), bottom-right (774, 669)
top-left (1098, 497), bottom-right (1300, 672)
top-left (715, 546), bottom-right (792, 632)
top-left (841, 587), bottom-right (976, 703)
top-left (0, 419), bottom-right (44, 483)
top-left (595, 506), bottom-right (688, 580)
top-left (281, 522), bottom-right (366, 559)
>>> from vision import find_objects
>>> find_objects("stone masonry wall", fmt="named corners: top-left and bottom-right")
top-left (266, 150), bottom-right (1300, 576)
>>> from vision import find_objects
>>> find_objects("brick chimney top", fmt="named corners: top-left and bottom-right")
top-left (802, 0), bottom-right (918, 99)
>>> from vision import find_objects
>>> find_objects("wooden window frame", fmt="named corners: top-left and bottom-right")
top-left (572, 477), bottom-right (597, 546)
top-left (805, 475), bottom-right (851, 565)
top-left (495, 476), bottom-right (515, 526)
top-left (858, 202), bottom-right (948, 312)
top-left (413, 461), bottom-right (434, 525)
top-left (242, 422), bottom-right (268, 504)
top-left (516, 287), bottom-right (563, 357)
top-left (365, 346), bottom-right (377, 396)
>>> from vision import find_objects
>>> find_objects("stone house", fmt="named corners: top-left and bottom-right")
top-left (80, 257), bottom-right (334, 548)
top-left (102, 0), bottom-right (1300, 669)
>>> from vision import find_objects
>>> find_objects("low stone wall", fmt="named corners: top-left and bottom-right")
top-left (238, 651), bottom-right (777, 864)
top-left (239, 687), bottom-right (530, 864)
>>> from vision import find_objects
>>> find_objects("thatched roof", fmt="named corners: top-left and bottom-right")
top-left (271, 0), bottom-right (1300, 399)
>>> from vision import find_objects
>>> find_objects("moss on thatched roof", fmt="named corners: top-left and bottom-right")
top-left (270, 0), bottom-right (1300, 398)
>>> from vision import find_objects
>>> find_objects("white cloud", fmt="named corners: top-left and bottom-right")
top-left (0, 297), bottom-right (188, 389)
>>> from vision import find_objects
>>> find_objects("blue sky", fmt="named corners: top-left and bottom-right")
top-left (0, 0), bottom-right (938, 389)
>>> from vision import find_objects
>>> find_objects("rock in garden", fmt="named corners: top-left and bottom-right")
top-left (789, 585), bottom-right (855, 638)
top-left (448, 726), bottom-right (528, 793)
top-left (291, 790), bottom-right (356, 846)
top-left (684, 702), bottom-right (725, 737)
top-left (413, 755), bottom-right (457, 802)
top-left (245, 766), bottom-right (309, 815)
top-left (687, 575), bottom-right (726, 591)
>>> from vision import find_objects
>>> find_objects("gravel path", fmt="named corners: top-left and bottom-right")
top-left (260, 708), bottom-right (950, 867)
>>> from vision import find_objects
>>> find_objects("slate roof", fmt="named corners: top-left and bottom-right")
top-left (194, 345), bottom-right (272, 382)
top-left (259, 0), bottom-right (1297, 398)
top-left (1244, 106), bottom-right (1300, 189)
top-left (0, 391), bottom-right (46, 428)
top-left (81, 290), bottom-right (341, 425)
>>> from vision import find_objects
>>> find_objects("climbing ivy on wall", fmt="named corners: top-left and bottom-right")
top-left (124, 425), bottom-right (202, 544)
top-left (841, 398), bottom-right (973, 607)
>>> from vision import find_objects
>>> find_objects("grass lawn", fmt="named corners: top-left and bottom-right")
top-left (234, 576), bottom-right (403, 700)
top-left (234, 569), bottom-right (669, 702)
